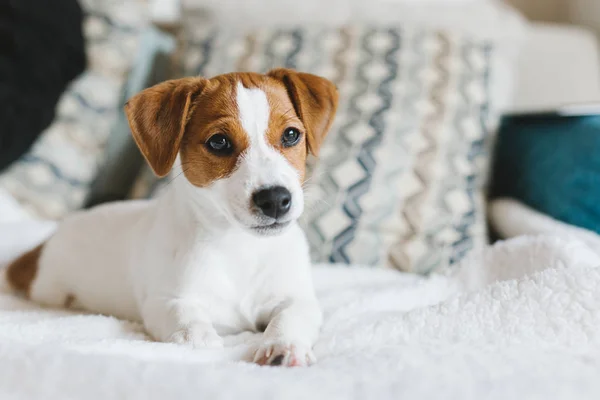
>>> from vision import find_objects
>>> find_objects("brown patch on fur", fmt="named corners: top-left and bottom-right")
top-left (124, 70), bottom-right (339, 186)
top-left (267, 68), bottom-right (339, 157)
top-left (179, 74), bottom-right (253, 187)
top-left (262, 82), bottom-right (308, 181)
top-left (125, 77), bottom-right (208, 177)
top-left (6, 243), bottom-right (44, 296)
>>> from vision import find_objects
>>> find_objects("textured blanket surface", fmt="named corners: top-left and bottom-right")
top-left (1, 215), bottom-right (600, 399)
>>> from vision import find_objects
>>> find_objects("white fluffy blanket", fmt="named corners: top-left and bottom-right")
top-left (1, 198), bottom-right (600, 399)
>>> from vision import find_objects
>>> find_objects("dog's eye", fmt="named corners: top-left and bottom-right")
top-left (281, 127), bottom-right (301, 148)
top-left (206, 134), bottom-right (233, 155)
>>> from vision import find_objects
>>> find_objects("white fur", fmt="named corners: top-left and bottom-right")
top-left (27, 82), bottom-right (321, 366)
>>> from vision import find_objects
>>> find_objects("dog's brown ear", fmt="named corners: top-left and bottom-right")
top-left (267, 68), bottom-right (339, 156)
top-left (124, 77), bottom-right (207, 177)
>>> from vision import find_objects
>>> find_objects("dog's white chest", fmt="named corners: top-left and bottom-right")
top-left (163, 228), bottom-right (286, 335)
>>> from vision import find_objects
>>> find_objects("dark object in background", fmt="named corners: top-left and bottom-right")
top-left (489, 110), bottom-right (600, 234)
top-left (0, 0), bottom-right (86, 172)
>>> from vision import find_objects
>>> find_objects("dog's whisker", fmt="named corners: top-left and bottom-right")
top-left (164, 167), bottom-right (193, 188)
top-left (281, 107), bottom-right (296, 118)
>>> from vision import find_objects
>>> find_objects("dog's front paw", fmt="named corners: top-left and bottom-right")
top-left (253, 340), bottom-right (316, 367)
top-left (168, 323), bottom-right (224, 349)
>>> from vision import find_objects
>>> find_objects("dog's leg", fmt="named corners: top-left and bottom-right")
top-left (141, 296), bottom-right (223, 348)
top-left (253, 299), bottom-right (322, 367)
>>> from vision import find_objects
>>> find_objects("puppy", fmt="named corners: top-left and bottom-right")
top-left (5, 69), bottom-right (339, 367)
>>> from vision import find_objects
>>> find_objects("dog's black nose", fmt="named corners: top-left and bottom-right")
top-left (252, 186), bottom-right (292, 219)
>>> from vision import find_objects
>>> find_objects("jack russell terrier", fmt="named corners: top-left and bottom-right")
top-left (5, 69), bottom-right (339, 367)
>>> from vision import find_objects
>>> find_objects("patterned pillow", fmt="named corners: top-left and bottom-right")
top-left (132, 24), bottom-right (495, 273)
top-left (0, 0), bottom-right (147, 219)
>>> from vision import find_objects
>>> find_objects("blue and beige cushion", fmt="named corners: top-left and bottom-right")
top-left (132, 24), bottom-right (496, 274)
